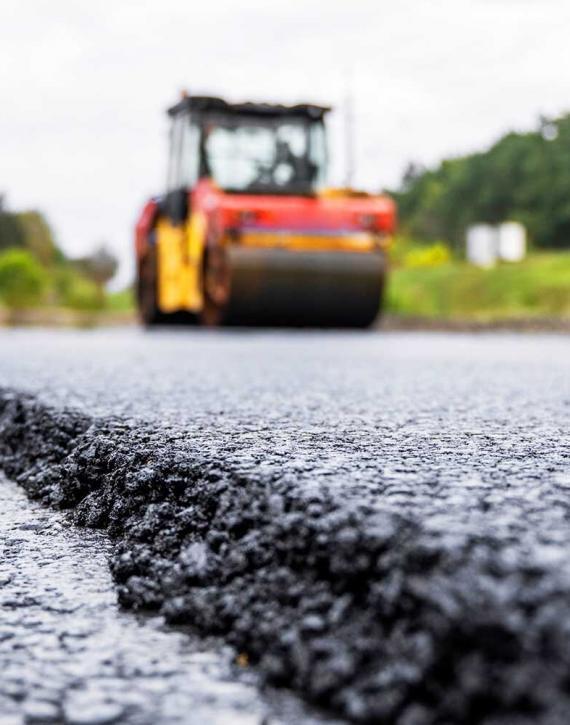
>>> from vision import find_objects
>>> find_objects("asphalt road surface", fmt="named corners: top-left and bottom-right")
top-left (0, 329), bottom-right (569, 724)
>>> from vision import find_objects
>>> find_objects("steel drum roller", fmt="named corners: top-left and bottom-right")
top-left (223, 247), bottom-right (386, 327)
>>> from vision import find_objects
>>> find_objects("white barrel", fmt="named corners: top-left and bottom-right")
top-left (466, 224), bottom-right (497, 267)
top-left (497, 222), bottom-right (526, 262)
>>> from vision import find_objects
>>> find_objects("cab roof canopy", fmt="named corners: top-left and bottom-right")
top-left (167, 95), bottom-right (331, 121)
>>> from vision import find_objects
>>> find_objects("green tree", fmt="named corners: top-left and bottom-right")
top-left (16, 211), bottom-right (61, 266)
top-left (393, 113), bottom-right (570, 250)
top-left (73, 244), bottom-right (118, 304)
top-left (54, 267), bottom-right (103, 311)
top-left (0, 201), bottom-right (62, 264)
top-left (0, 211), bottom-right (25, 252)
top-left (0, 248), bottom-right (47, 310)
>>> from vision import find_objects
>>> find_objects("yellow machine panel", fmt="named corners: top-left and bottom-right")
top-left (156, 212), bottom-right (207, 313)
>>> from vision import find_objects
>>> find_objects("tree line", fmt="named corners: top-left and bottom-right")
top-left (392, 114), bottom-right (570, 251)
top-left (0, 198), bottom-right (118, 311)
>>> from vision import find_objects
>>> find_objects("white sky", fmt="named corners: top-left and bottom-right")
top-left (3, 0), bottom-right (570, 285)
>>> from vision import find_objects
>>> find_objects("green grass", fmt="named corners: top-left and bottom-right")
top-left (386, 252), bottom-right (570, 320)
top-left (106, 287), bottom-right (135, 313)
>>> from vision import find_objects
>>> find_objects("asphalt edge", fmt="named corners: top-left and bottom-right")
top-left (2, 387), bottom-right (570, 724)
top-left (0, 387), bottom-right (423, 723)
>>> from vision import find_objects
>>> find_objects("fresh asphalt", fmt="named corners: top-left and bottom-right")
top-left (0, 474), bottom-right (337, 725)
top-left (0, 328), bottom-right (569, 723)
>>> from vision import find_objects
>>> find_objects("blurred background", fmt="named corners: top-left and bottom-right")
top-left (2, 0), bottom-right (570, 324)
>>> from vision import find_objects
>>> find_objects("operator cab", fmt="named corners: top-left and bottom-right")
top-left (166, 95), bottom-right (329, 198)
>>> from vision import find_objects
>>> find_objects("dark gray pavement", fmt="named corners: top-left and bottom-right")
top-left (1, 328), bottom-right (568, 488)
top-left (0, 329), bottom-right (569, 723)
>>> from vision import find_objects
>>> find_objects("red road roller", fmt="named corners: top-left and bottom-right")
top-left (135, 94), bottom-right (396, 327)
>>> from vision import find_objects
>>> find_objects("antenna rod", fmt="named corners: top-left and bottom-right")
top-left (344, 67), bottom-right (355, 188)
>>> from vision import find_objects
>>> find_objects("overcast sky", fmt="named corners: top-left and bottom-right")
top-left (3, 0), bottom-right (570, 285)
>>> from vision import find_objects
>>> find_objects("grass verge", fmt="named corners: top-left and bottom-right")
top-left (386, 252), bottom-right (570, 320)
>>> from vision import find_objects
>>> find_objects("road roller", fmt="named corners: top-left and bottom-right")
top-left (135, 94), bottom-right (396, 327)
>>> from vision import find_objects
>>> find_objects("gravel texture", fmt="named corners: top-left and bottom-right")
top-left (0, 329), bottom-right (569, 723)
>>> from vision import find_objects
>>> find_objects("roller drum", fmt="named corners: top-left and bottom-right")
top-left (223, 247), bottom-right (386, 327)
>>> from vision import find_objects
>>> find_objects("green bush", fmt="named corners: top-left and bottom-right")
top-left (106, 287), bottom-right (134, 312)
top-left (390, 236), bottom-right (453, 268)
top-left (403, 242), bottom-right (452, 268)
top-left (54, 267), bottom-right (104, 311)
top-left (386, 252), bottom-right (570, 319)
top-left (0, 248), bottom-right (47, 309)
